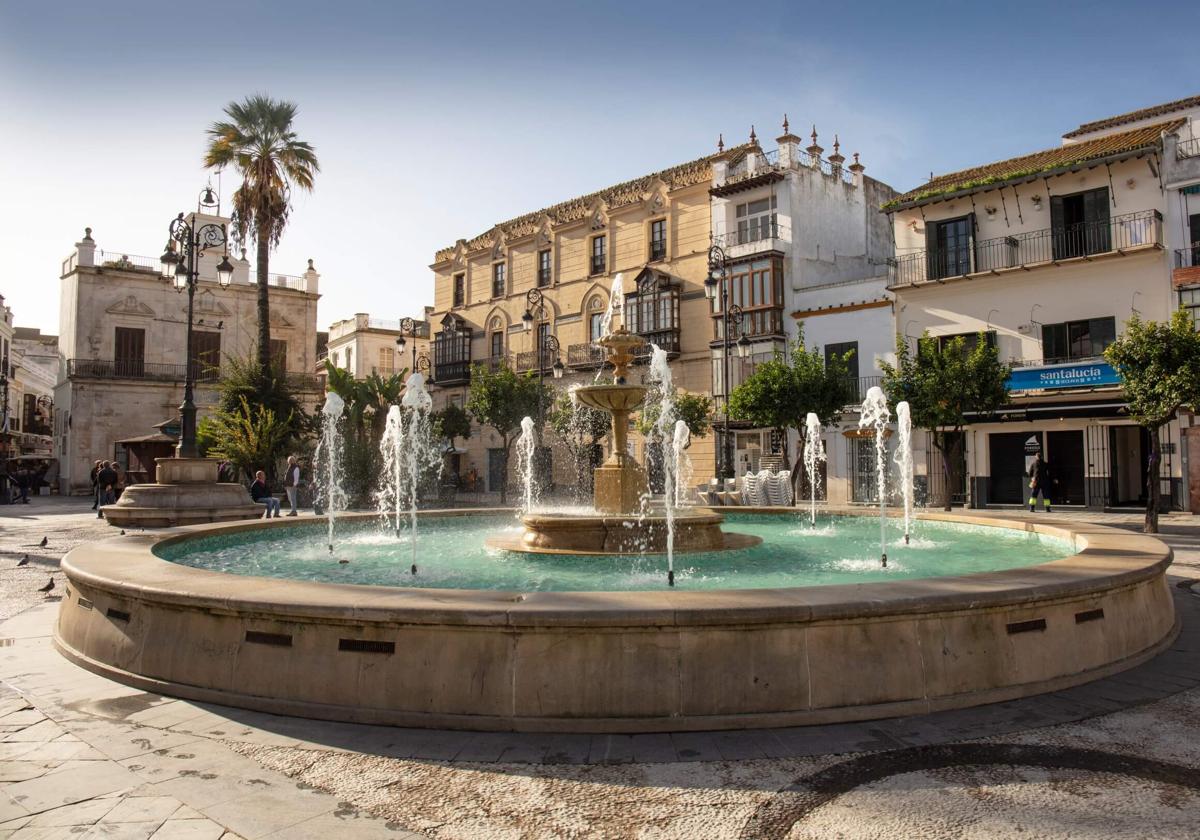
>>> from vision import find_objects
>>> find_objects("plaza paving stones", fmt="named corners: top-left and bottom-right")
top-left (5, 498), bottom-right (1200, 837)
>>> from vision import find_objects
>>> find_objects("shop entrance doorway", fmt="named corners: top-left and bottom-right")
top-left (1046, 431), bottom-right (1085, 505)
top-left (1110, 425), bottom-right (1149, 507)
top-left (989, 432), bottom-right (1042, 504)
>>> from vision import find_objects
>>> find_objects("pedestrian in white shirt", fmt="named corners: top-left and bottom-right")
top-left (285, 455), bottom-right (302, 517)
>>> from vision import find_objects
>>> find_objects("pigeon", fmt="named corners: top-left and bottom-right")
top-left (37, 578), bottom-right (55, 593)
top-left (337, 559), bottom-right (350, 565)
top-left (120, 530), bottom-right (126, 536)
top-left (17, 555), bottom-right (29, 567)
top-left (38, 537), bottom-right (47, 548)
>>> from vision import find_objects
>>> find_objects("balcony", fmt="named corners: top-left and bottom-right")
top-left (631, 329), bottom-right (680, 360)
top-left (67, 358), bottom-right (219, 382)
top-left (843, 375), bottom-right (884, 405)
top-left (713, 220), bottom-right (785, 259)
top-left (1177, 138), bottom-right (1200, 160)
top-left (568, 343), bottom-right (605, 369)
top-left (892, 210), bottom-right (1162, 288)
top-left (433, 360), bottom-right (471, 384)
top-left (514, 349), bottom-right (562, 373)
top-left (1173, 243), bottom-right (1200, 288)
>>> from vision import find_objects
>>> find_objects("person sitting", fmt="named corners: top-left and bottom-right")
top-left (250, 470), bottom-right (281, 518)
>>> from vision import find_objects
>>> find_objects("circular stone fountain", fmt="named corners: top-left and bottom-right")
top-left (54, 509), bottom-right (1177, 733)
top-left (486, 326), bottom-right (759, 555)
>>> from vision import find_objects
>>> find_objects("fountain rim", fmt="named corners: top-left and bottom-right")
top-left (61, 508), bottom-right (1171, 628)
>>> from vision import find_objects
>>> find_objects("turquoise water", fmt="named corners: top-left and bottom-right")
top-left (155, 513), bottom-right (1076, 592)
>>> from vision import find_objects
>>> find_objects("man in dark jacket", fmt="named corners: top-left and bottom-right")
top-left (96, 461), bottom-right (118, 518)
top-left (90, 459), bottom-right (102, 510)
top-left (1027, 453), bottom-right (1051, 513)
top-left (250, 470), bottom-right (281, 518)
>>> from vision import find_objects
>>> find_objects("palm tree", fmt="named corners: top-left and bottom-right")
top-left (203, 95), bottom-right (319, 379)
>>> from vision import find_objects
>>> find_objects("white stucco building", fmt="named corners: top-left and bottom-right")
top-left (708, 120), bottom-right (896, 493)
top-left (885, 100), bottom-right (1194, 510)
top-left (324, 309), bottom-right (432, 381)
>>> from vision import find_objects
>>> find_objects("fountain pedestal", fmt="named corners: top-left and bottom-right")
top-left (101, 457), bottom-right (262, 528)
top-left (488, 326), bottom-right (760, 556)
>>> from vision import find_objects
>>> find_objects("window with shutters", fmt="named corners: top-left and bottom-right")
top-left (378, 346), bottom-right (395, 376)
top-left (190, 330), bottom-right (221, 380)
top-left (269, 339), bottom-right (288, 373)
top-left (825, 341), bottom-right (859, 380)
top-left (114, 327), bottom-right (145, 378)
top-left (452, 273), bottom-right (465, 307)
top-left (927, 215), bottom-right (974, 280)
top-left (491, 262), bottom-right (506, 298)
top-left (649, 219), bottom-right (667, 261)
top-left (1041, 317), bottom-right (1116, 363)
top-left (590, 235), bottom-right (606, 275)
top-left (936, 331), bottom-right (997, 356)
top-left (1051, 187), bottom-right (1110, 260)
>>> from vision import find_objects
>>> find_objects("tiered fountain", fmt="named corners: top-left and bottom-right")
top-left (486, 325), bottom-right (759, 555)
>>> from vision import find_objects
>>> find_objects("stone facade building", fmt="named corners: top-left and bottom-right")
top-left (54, 221), bottom-right (322, 494)
top-left (0, 297), bottom-right (56, 463)
top-left (427, 146), bottom-right (740, 495)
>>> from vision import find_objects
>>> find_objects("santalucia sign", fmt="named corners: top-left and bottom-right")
top-left (1007, 361), bottom-right (1121, 391)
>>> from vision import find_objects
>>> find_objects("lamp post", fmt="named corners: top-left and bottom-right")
top-left (159, 191), bottom-right (233, 459)
top-left (396, 317), bottom-right (421, 376)
top-left (704, 243), bottom-right (751, 480)
top-left (521, 288), bottom-right (565, 432)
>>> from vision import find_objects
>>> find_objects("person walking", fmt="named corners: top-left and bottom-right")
top-left (14, 468), bottom-right (30, 504)
top-left (284, 455), bottom-right (302, 517)
top-left (96, 461), bottom-right (118, 517)
top-left (1027, 452), bottom-right (1051, 513)
top-left (250, 470), bottom-right (281, 518)
top-left (89, 459), bottom-right (102, 510)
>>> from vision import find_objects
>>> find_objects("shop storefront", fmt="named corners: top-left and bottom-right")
top-left (965, 359), bottom-right (1182, 510)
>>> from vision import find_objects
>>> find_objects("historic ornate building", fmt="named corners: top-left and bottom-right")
top-left (426, 147), bottom-right (740, 494)
top-left (54, 221), bottom-right (323, 494)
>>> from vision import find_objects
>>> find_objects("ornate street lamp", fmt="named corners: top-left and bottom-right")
top-left (705, 242), bottom-right (747, 480)
top-left (522, 288), bottom-right (563, 430)
top-left (159, 191), bottom-right (233, 459)
top-left (396, 316), bottom-right (424, 376)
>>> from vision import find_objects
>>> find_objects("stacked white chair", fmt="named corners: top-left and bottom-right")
top-left (739, 472), bottom-right (758, 506)
top-left (768, 470), bottom-right (793, 506)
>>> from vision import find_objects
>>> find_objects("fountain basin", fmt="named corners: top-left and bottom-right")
top-left (53, 510), bottom-right (1176, 733)
top-left (572, 383), bottom-right (647, 413)
top-left (486, 509), bottom-right (760, 554)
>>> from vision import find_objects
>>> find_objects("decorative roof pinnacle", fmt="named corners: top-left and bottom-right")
top-left (717, 133), bottom-right (724, 153)
top-left (848, 152), bottom-right (865, 173)
top-left (749, 125), bottom-right (757, 145)
top-left (782, 114), bottom-right (789, 134)
top-left (828, 134), bottom-right (846, 165)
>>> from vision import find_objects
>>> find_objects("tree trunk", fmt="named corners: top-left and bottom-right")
top-left (499, 434), bottom-right (509, 505)
top-left (256, 234), bottom-right (272, 377)
top-left (1146, 425), bottom-right (1161, 534)
top-left (789, 426), bottom-right (804, 502)
top-left (933, 432), bottom-right (953, 512)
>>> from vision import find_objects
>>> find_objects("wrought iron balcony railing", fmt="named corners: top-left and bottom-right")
top-left (434, 360), bottom-right (471, 384)
top-left (1177, 138), bottom-right (1200, 160)
top-left (713, 220), bottom-right (781, 249)
top-left (568, 343), bottom-right (605, 369)
top-left (843, 375), bottom-right (883, 404)
top-left (67, 358), bottom-right (220, 382)
top-left (1175, 243), bottom-right (1200, 269)
top-left (891, 210), bottom-right (1162, 287)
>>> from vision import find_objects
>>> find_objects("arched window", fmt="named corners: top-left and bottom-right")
top-left (587, 296), bottom-right (606, 342)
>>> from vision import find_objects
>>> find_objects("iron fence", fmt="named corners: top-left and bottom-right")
top-left (1177, 137), bottom-right (1200, 160)
top-left (892, 210), bottom-right (1162, 287)
top-left (568, 343), bottom-right (605, 368)
top-left (1176, 243), bottom-right (1200, 269)
top-left (67, 358), bottom-right (219, 382)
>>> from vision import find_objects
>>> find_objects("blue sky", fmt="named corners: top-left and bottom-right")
top-left (1, 0), bottom-right (1194, 334)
